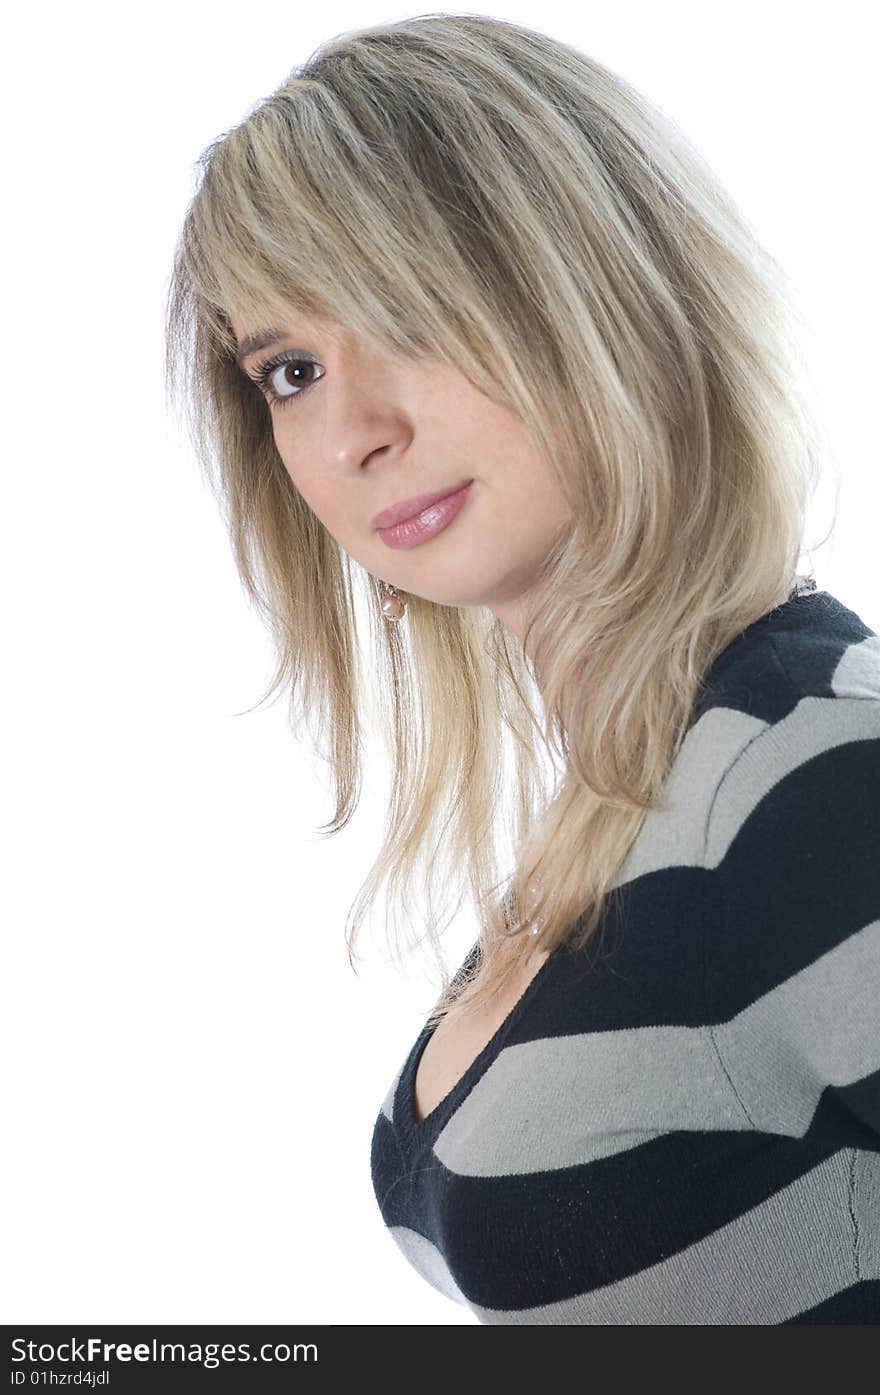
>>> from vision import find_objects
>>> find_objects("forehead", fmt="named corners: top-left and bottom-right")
top-left (231, 309), bottom-right (350, 360)
top-left (230, 293), bottom-right (343, 337)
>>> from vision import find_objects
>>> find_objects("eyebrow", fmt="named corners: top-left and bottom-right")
top-left (234, 327), bottom-right (291, 367)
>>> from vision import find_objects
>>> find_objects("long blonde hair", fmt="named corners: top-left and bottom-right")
top-left (164, 13), bottom-right (838, 1025)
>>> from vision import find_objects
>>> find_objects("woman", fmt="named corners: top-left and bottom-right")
top-left (164, 14), bottom-right (880, 1323)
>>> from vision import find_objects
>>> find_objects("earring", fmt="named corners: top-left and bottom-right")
top-left (379, 581), bottom-right (407, 622)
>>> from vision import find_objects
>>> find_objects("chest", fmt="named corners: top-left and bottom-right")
top-left (413, 947), bottom-right (550, 1123)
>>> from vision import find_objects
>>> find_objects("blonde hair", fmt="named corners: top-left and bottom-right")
top-left (164, 12), bottom-right (838, 1026)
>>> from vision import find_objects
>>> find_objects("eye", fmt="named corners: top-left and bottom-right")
top-left (248, 352), bottom-right (324, 409)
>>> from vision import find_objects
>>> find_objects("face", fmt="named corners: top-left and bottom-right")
top-left (232, 312), bottom-right (574, 648)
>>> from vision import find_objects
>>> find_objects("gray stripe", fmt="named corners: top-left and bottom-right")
top-left (704, 695), bottom-right (880, 870)
top-left (833, 633), bottom-right (880, 700)
top-left (715, 918), bottom-right (880, 1137)
top-left (855, 1147), bottom-right (880, 1279)
top-left (387, 1226), bottom-right (469, 1306)
top-left (610, 706), bottom-right (766, 888)
top-left (432, 919), bottom-right (880, 1177)
top-left (433, 1022), bottom-right (750, 1175)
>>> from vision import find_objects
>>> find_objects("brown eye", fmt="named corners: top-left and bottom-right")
top-left (252, 354), bottom-right (324, 409)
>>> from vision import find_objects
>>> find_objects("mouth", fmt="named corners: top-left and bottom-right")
top-left (374, 481), bottom-right (474, 551)
top-left (371, 479), bottom-right (474, 530)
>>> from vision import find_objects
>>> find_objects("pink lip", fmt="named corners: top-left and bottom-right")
top-left (371, 479), bottom-right (474, 530)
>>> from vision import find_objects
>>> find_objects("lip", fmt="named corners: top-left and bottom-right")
top-left (376, 481), bottom-right (474, 551)
top-left (371, 479), bottom-right (474, 530)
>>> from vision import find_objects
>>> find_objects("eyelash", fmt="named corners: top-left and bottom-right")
top-left (249, 352), bottom-right (324, 409)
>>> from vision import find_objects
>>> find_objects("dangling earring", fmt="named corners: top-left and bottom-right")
top-left (379, 581), bottom-right (407, 622)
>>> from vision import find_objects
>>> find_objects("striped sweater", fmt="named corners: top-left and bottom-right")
top-left (370, 582), bottom-right (880, 1324)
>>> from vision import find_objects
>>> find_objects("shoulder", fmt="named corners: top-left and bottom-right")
top-left (703, 590), bottom-right (880, 874)
top-left (614, 591), bottom-right (880, 891)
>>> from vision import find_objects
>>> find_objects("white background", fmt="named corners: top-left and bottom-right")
top-left (2, 0), bottom-right (877, 1325)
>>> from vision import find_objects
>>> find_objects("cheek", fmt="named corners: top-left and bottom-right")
top-left (282, 465), bottom-right (350, 539)
top-left (496, 458), bottom-right (573, 529)
top-left (506, 471), bottom-right (574, 559)
top-left (273, 439), bottom-right (359, 545)
top-left (275, 450), bottom-right (317, 506)
top-left (550, 481), bottom-right (575, 531)
top-left (531, 464), bottom-right (574, 530)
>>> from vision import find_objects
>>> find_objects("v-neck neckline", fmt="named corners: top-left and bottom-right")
top-left (392, 940), bottom-right (559, 1151)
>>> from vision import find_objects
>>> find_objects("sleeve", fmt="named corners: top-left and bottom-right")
top-left (703, 699), bottom-right (880, 1151)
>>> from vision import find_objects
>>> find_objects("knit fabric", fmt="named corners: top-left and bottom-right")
top-left (370, 587), bottom-right (880, 1323)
